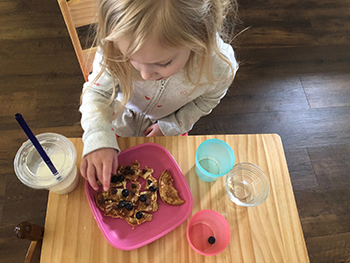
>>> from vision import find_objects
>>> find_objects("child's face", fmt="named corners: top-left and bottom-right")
top-left (117, 38), bottom-right (191, 81)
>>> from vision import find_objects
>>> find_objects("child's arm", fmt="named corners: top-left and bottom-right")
top-left (157, 76), bottom-right (233, 136)
top-left (79, 50), bottom-right (120, 190)
top-left (80, 50), bottom-right (120, 155)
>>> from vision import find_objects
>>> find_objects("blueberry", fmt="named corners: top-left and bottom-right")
top-left (131, 183), bottom-right (137, 188)
top-left (126, 203), bottom-right (133, 210)
top-left (149, 185), bottom-right (157, 192)
top-left (129, 169), bottom-right (135, 175)
top-left (111, 176), bottom-right (118, 183)
top-left (118, 175), bottom-right (124, 182)
top-left (118, 200), bottom-right (126, 208)
top-left (111, 188), bottom-right (118, 195)
top-left (208, 236), bottom-right (216, 244)
top-left (139, 194), bottom-right (147, 202)
top-left (125, 165), bottom-right (131, 170)
top-left (122, 189), bottom-right (129, 197)
top-left (136, 212), bottom-right (143, 219)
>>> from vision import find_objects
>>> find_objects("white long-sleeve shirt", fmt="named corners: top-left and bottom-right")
top-left (80, 36), bottom-right (238, 157)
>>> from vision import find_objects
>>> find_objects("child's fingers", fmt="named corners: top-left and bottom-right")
top-left (112, 154), bottom-right (119, 174)
top-left (80, 158), bottom-right (87, 179)
top-left (144, 126), bottom-right (152, 136)
top-left (145, 131), bottom-right (154, 137)
top-left (102, 160), bottom-right (112, 191)
top-left (94, 162), bottom-right (104, 186)
top-left (87, 162), bottom-right (99, 191)
top-left (145, 127), bottom-right (154, 137)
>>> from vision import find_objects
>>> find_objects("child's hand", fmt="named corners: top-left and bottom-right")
top-left (80, 148), bottom-right (119, 191)
top-left (144, 123), bottom-right (164, 137)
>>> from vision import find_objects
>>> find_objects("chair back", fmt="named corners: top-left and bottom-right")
top-left (57, 0), bottom-right (98, 81)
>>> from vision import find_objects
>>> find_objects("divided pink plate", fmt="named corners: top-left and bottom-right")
top-left (85, 142), bottom-right (193, 250)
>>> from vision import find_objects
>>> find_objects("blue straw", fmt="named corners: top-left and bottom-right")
top-left (15, 113), bottom-right (59, 177)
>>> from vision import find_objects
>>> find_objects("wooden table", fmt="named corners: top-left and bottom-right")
top-left (40, 134), bottom-right (309, 263)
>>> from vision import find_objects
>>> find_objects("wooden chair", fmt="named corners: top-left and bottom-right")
top-left (57, 0), bottom-right (98, 81)
top-left (14, 222), bottom-right (44, 263)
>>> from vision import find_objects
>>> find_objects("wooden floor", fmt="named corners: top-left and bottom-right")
top-left (1, 0), bottom-right (350, 262)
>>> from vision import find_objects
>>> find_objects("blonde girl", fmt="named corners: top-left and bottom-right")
top-left (80, 0), bottom-right (239, 191)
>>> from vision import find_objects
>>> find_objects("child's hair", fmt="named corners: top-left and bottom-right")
top-left (86, 0), bottom-right (239, 114)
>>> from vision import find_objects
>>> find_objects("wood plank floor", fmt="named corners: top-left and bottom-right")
top-left (1, 0), bottom-right (349, 262)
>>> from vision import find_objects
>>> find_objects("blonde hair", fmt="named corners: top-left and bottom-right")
top-left (87, 0), bottom-right (238, 114)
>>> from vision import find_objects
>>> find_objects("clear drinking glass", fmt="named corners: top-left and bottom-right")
top-left (226, 163), bottom-right (270, 207)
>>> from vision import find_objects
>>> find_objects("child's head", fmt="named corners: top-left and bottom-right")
top-left (117, 37), bottom-right (191, 81)
top-left (92, 0), bottom-right (238, 109)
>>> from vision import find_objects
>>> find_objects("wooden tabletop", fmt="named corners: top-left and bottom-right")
top-left (40, 134), bottom-right (309, 263)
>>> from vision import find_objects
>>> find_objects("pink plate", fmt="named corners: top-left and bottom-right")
top-left (85, 142), bottom-right (193, 250)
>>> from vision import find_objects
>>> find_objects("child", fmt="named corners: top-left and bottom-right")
top-left (79, 0), bottom-right (239, 191)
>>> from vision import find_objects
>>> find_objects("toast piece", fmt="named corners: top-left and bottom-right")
top-left (137, 190), bottom-right (159, 212)
top-left (125, 182), bottom-right (142, 204)
top-left (118, 161), bottom-right (141, 181)
top-left (159, 170), bottom-right (185, 205)
top-left (125, 211), bottom-right (153, 226)
top-left (139, 166), bottom-right (154, 179)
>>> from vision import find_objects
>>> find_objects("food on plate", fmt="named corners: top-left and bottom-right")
top-left (137, 189), bottom-right (159, 212)
top-left (159, 170), bottom-right (185, 205)
top-left (125, 211), bottom-right (153, 226)
top-left (96, 181), bottom-right (142, 220)
top-left (117, 161), bottom-right (140, 181)
top-left (95, 160), bottom-right (185, 227)
top-left (139, 166), bottom-right (153, 179)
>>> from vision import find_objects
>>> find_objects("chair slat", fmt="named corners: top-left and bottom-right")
top-left (69, 0), bottom-right (98, 28)
top-left (58, 0), bottom-right (99, 80)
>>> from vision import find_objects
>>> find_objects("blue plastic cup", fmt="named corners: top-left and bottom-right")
top-left (195, 139), bottom-right (235, 182)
